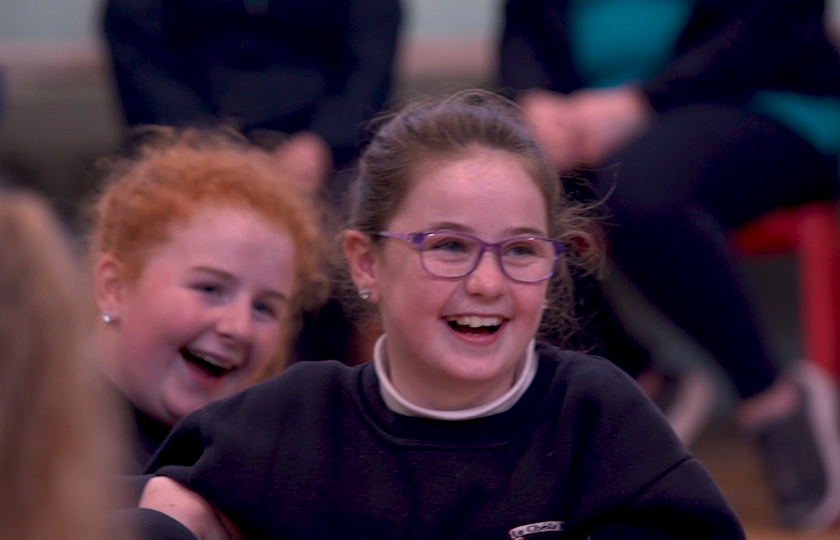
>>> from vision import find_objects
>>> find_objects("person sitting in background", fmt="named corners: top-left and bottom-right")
top-left (101, 0), bottom-right (401, 196)
top-left (500, 0), bottom-right (840, 530)
top-left (84, 128), bottom-right (329, 472)
top-left (0, 188), bottom-right (116, 540)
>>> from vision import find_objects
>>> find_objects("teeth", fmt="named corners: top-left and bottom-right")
top-left (447, 315), bottom-right (503, 328)
top-left (189, 350), bottom-right (231, 369)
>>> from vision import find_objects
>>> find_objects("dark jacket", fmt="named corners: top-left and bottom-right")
top-left (102, 0), bottom-right (401, 166)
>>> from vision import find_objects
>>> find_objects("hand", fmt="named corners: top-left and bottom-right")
top-left (566, 85), bottom-right (653, 166)
top-left (518, 89), bottom-right (584, 173)
top-left (272, 131), bottom-right (333, 195)
top-left (139, 476), bottom-right (243, 540)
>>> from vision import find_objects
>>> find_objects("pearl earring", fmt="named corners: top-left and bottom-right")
top-left (102, 312), bottom-right (114, 324)
top-left (359, 288), bottom-right (372, 301)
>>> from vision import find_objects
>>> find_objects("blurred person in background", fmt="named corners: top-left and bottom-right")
top-left (500, 0), bottom-right (840, 531)
top-left (101, 0), bottom-right (400, 197)
top-left (0, 187), bottom-right (117, 540)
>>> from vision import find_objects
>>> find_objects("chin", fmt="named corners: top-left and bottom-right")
top-left (443, 356), bottom-right (512, 382)
top-left (167, 396), bottom-right (210, 423)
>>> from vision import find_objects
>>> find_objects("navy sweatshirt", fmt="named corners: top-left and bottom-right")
top-left (129, 343), bottom-right (743, 539)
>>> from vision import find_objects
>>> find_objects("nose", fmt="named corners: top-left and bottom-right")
top-left (216, 297), bottom-right (254, 345)
top-left (464, 250), bottom-right (505, 298)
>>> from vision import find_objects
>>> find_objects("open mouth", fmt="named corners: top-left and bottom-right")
top-left (180, 348), bottom-right (235, 378)
top-left (445, 315), bottom-right (504, 335)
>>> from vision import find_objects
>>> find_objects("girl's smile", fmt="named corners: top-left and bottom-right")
top-left (100, 206), bottom-right (295, 425)
top-left (349, 148), bottom-right (549, 411)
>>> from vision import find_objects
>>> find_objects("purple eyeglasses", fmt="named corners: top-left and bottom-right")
top-left (376, 230), bottom-right (563, 283)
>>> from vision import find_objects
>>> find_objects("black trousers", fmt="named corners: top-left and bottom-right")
top-left (593, 104), bottom-right (839, 399)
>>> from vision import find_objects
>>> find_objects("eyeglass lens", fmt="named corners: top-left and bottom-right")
top-left (418, 232), bottom-right (555, 282)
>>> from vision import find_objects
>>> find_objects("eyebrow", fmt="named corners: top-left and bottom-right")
top-left (427, 222), bottom-right (547, 237)
top-left (189, 266), bottom-right (288, 302)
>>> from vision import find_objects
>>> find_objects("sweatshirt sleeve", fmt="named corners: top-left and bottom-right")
top-left (139, 362), bottom-right (351, 536)
top-left (555, 352), bottom-right (744, 539)
top-left (306, 0), bottom-right (401, 166)
top-left (110, 508), bottom-right (199, 540)
top-left (589, 458), bottom-right (745, 539)
top-left (105, 371), bottom-right (300, 540)
top-left (642, 0), bottom-right (838, 111)
top-left (144, 377), bottom-right (291, 524)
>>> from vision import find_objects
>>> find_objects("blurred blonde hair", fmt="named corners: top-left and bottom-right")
top-left (0, 190), bottom-right (116, 540)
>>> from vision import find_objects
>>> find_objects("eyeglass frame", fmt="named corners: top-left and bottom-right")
top-left (375, 230), bottom-right (564, 283)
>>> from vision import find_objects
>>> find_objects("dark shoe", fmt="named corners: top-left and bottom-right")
top-left (753, 361), bottom-right (840, 531)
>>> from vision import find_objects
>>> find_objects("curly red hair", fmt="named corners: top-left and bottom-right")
top-left (85, 127), bottom-right (330, 375)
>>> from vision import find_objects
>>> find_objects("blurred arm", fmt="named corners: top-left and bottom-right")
top-left (643, 0), bottom-right (840, 111)
top-left (499, 0), bottom-right (582, 94)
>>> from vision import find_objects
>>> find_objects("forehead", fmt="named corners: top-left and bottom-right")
top-left (391, 150), bottom-right (549, 236)
top-left (140, 206), bottom-right (295, 286)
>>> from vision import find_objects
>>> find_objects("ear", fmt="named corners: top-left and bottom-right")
top-left (93, 254), bottom-right (126, 321)
top-left (343, 230), bottom-right (381, 303)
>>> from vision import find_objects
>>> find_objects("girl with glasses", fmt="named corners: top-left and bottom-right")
top-left (127, 91), bottom-right (743, 539)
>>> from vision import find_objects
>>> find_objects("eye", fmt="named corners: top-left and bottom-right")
top-left (192, 282), bottom-right (224, 296)
top-left (253, 299), bottom-right (280, 320)
top-left (425, 235), bottom-right (470, 253)
top-left (503, 240), bottom-right (539, 258)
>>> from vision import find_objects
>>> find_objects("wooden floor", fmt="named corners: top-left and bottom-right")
top-left (693, 422), bottom-right (840, 539)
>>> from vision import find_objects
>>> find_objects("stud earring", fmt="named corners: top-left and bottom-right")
top-left (359, 288), bottom-right (372, 301)
top-left (542, 299), bottom-right (549, 310)
top-left (102, 312), bottom-right (115, 324)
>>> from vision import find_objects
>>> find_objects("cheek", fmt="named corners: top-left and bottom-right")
top-left (117, 321), bottom-right (176, 399)
top-left (515, 285), bottom-right (548, 322)
top-left (123, 294), bottom-right (204, 364)
top-left (252, 324), bottom-right (284, 367)
top-left (127, 283), bottom-right (187, 328)
top-left (120, 307), bottom-right (168, 355)
top-left (390, 278), bottom-right (453, 321)
top-left (375, 254), bottom-right (459, 330)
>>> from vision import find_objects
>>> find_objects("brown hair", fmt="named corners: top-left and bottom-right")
top-left (85, 127), bottom-right (330, 376)
top-left (0, 191), bottom-right (116, 540)
top-left (346, 89), bottom-right (602, 344)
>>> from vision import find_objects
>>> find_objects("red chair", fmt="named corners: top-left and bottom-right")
top-left (732, 201), bottom-right (840, 380)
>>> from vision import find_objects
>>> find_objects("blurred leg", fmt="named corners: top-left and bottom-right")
top-left (596, 104), bottom-right (839, 399)
top-left (566, 270), bottom-right (651, 378)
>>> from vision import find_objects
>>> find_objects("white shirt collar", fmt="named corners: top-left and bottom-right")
top-left (373, 335), bottom-right (539, 421)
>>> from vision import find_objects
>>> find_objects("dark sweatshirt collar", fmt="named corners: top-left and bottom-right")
top-left (353, 345), bottom-right (563, 449)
